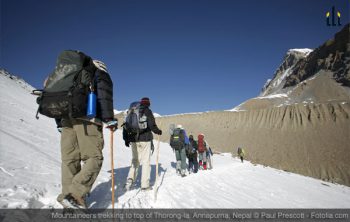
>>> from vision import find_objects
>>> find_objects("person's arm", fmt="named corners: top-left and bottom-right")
top-left (95, 69), bottom-right (114, 122)
top-left (183, 130), bottom-right (189, 145)
top-left (146, 109), bottom-right (162, 135)
top-left (170, 135), bottom-right (175, 152)
top-left (123, 127), bottom-right (130, 147)
top-left (204, 140), bottom-right (209, 151)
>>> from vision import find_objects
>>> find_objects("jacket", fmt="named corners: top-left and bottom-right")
top-left (137, 105), bottom-right (161, 142)
top-left (187, 138), bottom-right (198, 158)
top-left (57, 68), bottom-right (114, 127)
top-left (95, 69), bottom-right (114, 122)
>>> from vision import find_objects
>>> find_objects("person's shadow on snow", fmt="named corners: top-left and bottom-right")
top-left (88, 164), bottom-right (166, 209)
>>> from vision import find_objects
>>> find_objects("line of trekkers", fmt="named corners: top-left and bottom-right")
top-left (122, 100), bottom-right (214, 192)
top-left (170, 125), bottom-right (213, 177)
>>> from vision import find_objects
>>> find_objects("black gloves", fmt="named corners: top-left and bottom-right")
top-left (125, 141), bottom-right (130, 147)
top-left (105, 119), bottom-right (118, 131)
top-left (155, 129), bottom-right (162, 135)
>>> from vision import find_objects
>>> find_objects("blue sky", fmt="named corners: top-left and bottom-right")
top-left (1, 0), bottom-right (349, 115)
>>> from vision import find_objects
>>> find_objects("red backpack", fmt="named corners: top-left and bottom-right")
top-left (197, 134), bottom-right (205, 153)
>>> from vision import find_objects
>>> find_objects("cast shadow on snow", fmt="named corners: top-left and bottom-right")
top-left (170, 162), bottom-right (177, 169)
top-left (88, 164), bottom-right (166, 209)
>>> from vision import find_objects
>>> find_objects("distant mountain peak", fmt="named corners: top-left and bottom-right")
top-left (260, 48), bottom-right (311, 97)
top-left (232, 24), bottom-right (350, 112)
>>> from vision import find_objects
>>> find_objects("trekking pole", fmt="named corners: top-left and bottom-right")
top-left (154, 131), bottom-right (161, 201)
top-left (110, 129), bottom-right (115, 212)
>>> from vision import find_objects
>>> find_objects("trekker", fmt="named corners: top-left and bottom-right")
top-left (237, 147), bottom-right (245, 163)
top-left (124, 97), bottom-right (162, 191)
top-left (197, 134), bottom-right (208, 170)
top-left (56, 58), bottom-right (118, 209)
top-left (187, 135), bottom-right (199, 173)
top-left (170, 125), bottom-right (188, 177)
top-left (206, 147), bottom-right (213, 170)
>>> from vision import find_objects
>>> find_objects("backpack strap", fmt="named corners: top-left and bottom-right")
top-left (35, 107), bottom-right (40, 119)
top-left (33, 89), bottom-right (44, 119)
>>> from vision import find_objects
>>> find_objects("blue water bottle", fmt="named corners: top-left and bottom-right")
top-left (87, 91), bottom-right (96, 118)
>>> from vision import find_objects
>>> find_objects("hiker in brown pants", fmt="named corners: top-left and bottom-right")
top-left (56, 60), bottom-right (117, 209)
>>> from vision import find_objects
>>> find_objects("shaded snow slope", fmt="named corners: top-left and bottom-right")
top-left (1, 70), bottom-right (350, 209)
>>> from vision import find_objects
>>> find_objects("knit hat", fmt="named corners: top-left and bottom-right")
top-left (140, 97), bottom-right (150, 106)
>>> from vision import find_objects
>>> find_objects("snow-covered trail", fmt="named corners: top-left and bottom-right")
top-left (1, 70), bottom-right (350, 209)
top-left (95, 137), bottom-right (350, 208)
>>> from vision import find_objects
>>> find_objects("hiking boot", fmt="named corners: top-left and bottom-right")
top-left (141, 187), bottom-right (153, 191)
top-left (58, 195), bottom-right (76, 209)
top-left (124, 178), bottom-right (133, 191)
top-left (70, 193), bottom-right (87, 209)
top-left (181, 169), bottom-right (186, 177)
top-left (203, 163), bottom-right (207, 170)
top-left (176, 169), bottom-right (181, 176)
top-left (59, 194), bottom-right (86, 209)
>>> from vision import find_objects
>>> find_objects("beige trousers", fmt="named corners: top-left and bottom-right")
top-left (57, 118), bottom-right (104, 201)
top-left (127, 141), bottom-right (151, 189)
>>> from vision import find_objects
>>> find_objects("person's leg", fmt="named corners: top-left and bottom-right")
top-left (57, 119), bottom-right (81, 203)
top-left (180, 148), bottom-right (187, 172)
top-left (188, 157), bottom-right (193, 172)
top-left (138, 141), bottom-right (151, 189)
top-left (127, 142), bottom-right (140, 183)
top-left (207, 155), bottom-right (212, 169)
top-left (194, 154), bottom-right (199, 173)
top-left (198, 152), bottom-right (203, 168)
top-left (202, 151), bottom-right (207, 170)
top-left (175, 149), bottom-right (181, 174)
top-left (68, 120), bottom-right (104, 199)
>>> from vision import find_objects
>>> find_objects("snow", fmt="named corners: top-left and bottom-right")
top-left (273, 68), bottom-right (292, 88)
top-left (1, 70), bottom-right (350, 209)
top-left (114, 109), bottom-right (123, 115)
top-left (153, 113), bottom-right (162, 117)
top-left (262, 78), bottom-right (272, 90)
top-left (228, 101), bottom-right (247, 112)
top-left (114, 108), bottom-right (161, 117)
top-left (256, 93), bottom-right (288, 100)
top-left (288, 48), bottom-right (313, 55)
top-left (227, 108), bottom-right (245, 112)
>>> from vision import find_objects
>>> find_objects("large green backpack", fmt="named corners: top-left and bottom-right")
top-left (170, 128), bottom-right (185, 150)
top-left (35, 50), bottom-right (96, 119)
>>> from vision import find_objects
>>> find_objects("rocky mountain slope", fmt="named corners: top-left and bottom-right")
top-left (151, 24), bottom-right (350, 186)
